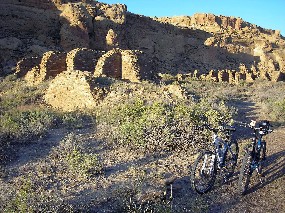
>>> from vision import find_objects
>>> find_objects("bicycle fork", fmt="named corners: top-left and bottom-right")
top-left (201, 153), bottom-right (216, 175)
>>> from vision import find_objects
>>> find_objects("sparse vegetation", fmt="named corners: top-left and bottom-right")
top-left (52, 133), bottom-right (104, 178)
top-left (96, 83), bottom-right (236, 152)
top-left (0, 75), bottom-right (285, 212)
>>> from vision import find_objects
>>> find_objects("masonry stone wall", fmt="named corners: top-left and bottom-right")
top-left (40, 51), bottom-right (67, 78)
top-left (94, 48), bottom-right (141, 82)
top-left (44, 70), bottom-right (97, 111)
top-left (121, 50), bottom-right (141, 82)
top-left (94, 49), bottom-right (122, 79)
top-left (66, 48), bottom-right (105, 72)
top-left (24, 66), bottom-right (41, 86)
top-left (15, 57), bottom-right (41, 78)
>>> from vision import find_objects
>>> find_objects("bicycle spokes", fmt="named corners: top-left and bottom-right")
top-left (191, 152), bottom-right (217, 194)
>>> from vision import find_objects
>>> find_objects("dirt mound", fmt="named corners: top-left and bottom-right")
top-left (44, 70), bottom-right (104, 111)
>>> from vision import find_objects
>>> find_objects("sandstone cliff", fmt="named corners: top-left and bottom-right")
top-left (1, 0), bottom-right (285, 82)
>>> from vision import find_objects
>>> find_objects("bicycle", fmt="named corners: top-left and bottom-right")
top-left (190, 123), bottom-right (238, 194)
top-left (238, 120), bottom-right (272, 195)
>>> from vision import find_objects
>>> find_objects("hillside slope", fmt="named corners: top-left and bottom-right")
top-left (0, 0), bottom-right (284, 82)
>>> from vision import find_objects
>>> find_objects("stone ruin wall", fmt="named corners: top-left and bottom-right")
top-left (43, 70), bottom-right (97, 112)
top-left (17, 47), bottom-right (142, 85)
top-left (23, 51), bottom-right (67, 85)
top-left (66, 48), bottom-right (105, 72)
top-left (197, 68), bottom-right (285, 84)
top-left (17, 46), bottom-right (284, 87)
top-left (15, 57), bottom-right (41, 78)
top-left (94, 48), bottom-right (141, 82)
top-left (40, 51), bottom-right (67, 78)
top-left (121, 50), bottom-right (142, 82)
top-left (94, 49), bottom-right (122, 79)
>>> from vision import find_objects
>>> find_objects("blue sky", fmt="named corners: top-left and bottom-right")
top-left (102, 0), bottom-right (285, 36)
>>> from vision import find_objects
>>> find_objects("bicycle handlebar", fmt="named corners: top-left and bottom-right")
top-left (235, 120), bottom-right (273, 133)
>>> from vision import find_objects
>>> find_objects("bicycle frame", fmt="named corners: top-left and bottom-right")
top-left (191, 123), bottom-right (237, 194)
top-left (239, 120), bottom-right (272, 173)
top-left (248, 129), bottom-right (265, 171)
top-left (201, 154), bottom-right (216, 174)
top-left (212, 129), bottom-right (234, 168)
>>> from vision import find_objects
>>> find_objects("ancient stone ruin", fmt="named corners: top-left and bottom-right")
top-left (17, 47), bottom-right (142, 87)
top-left (94, 48), bottom-right (141, 82)
top-left (44, 70), bottom-right (98, 112)
top-left (1, 0), bottom-right (285, 110)
top-left (66, 48), bottom-right (105, 72)
top-left (16, 47), bottom-right (143, 110)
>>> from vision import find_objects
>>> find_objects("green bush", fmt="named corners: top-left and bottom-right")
top-left (97, 98), bottom-right (235, 152)
top-left (51, 133), bottom-right (103, 178)
top-left (0, 75), bottom-right (48, 112)
top-left (59, 111), bottom-right (95, 129)
top-left (271, 99), bottom-right (285, 123)
top-left (0, 109), bottom-right (55, 141)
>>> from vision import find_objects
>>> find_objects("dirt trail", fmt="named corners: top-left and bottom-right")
top-left (1, 98), bottom-right (284, 212)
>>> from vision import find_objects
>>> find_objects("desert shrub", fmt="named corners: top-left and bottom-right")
top-left (3, 178), bottom-right (36, 212)
top-left (182, 79), bottom-right (245, 101)
top-left (2, 175), bottom-right (75, 213)
top-left (0, 75), bottom-right (55, 142)
top-left (0, 75), bottom-right (48, 112)
top-left (270, 99), bottom-right (285, 123)
top-left (51, 133), bottom-right (103, 178)
top-left (2, 176), bottom-right (50, 213)
top-left (0, 109), bottom-right (55, 141)
top-left (58, 111), bottom-right (95, 129)
top-left (96, 97), bottom-right (235, 152)
top-left (249, 81), bottom-right (285, 124)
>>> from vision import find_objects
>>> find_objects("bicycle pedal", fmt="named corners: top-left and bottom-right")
top-left (259, 176), bottom-right (265, 184)
top-left (221, 176), bottom-right (228, 184)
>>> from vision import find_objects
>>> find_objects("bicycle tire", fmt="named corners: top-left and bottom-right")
top-left (238, 148), bottom-right (253, 195)
top-left (223, 140), bottom-right (239, 179)
top-left (191, 150), bottom-right (217, 194)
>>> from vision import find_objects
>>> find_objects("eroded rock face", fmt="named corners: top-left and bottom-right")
top-left (1, 0), bottom-right (285, 82)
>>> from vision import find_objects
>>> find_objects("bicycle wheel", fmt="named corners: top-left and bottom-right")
top-left (238, 148), bottom-right (253, 195)
top-left (223, 140), bottom-right (239, 178)
top-left (191, 151), bottom-right (217, 194)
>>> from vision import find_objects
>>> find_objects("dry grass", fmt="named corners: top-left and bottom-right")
top-left (0, 76), bottom-right (285, 212)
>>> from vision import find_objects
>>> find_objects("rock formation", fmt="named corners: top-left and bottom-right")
top-left (1, 0), bottom-right (285, 79)
top-left (1, 0), bottom-right (285, 110)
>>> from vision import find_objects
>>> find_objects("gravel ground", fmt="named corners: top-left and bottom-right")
top-left (0, 98), bottom-right (284, 212)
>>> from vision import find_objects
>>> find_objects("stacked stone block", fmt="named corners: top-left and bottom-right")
top-left (44, 70), bottom-right (97, 112)
top-left (15, 57), bottom-right (41, 78)
top-left (66, 48), bottom-right (104, 72)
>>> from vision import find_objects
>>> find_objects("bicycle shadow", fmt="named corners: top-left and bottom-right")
top-left (245, 150), bottom-right (285, 194)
